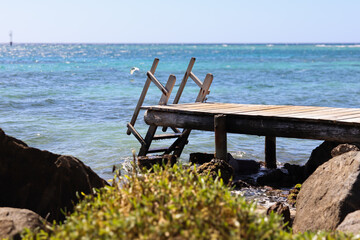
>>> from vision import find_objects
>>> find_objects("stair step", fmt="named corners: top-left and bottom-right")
top-left (153, 133), bottom-right (182, 140)
top-left (148, 147), bottom-right (169, 153)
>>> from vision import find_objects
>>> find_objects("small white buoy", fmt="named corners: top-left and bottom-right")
top-left (130, 67), bottom-right (139, 75)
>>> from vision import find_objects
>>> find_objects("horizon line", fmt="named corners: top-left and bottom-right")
top-left (0, 42), bottom-right (360, 45)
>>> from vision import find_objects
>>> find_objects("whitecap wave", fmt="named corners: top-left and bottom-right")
top-left (316, 44), bottom-right (360, 48)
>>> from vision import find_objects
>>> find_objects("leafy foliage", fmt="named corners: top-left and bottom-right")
top-left (23, 163), bottom-right (356, 240)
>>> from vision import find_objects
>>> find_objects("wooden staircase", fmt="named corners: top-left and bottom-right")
top-left (126, 57), bottom-right (213, 159)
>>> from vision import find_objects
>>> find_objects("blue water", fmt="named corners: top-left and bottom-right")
top-left (1, 43), bottom-right (360, 179)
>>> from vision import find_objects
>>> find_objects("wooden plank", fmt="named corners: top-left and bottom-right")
top-left (153, 132), bottom-right (182, 140)
top-left (166, 128), bottom-right (191, 156)
top-left (159, 75), bottom-right (176, 105)
top-left (147, 147), bottom-right (169, 153)
top-left (189, 71), bottom-right (203, 88)
top-left (231, 106), bottom-right (328, 115)
top-left (127, 58), bottom-right (159, 135)
top-left (127, 123), bottom-right (146, 146)
top-left (144, 110), bottom-right (360, 142)
top-left (265, 136), bottom-right (276, 169)
top-left (138, 125), bottom-right (158, 156)
top-left (214, 114), bottom-right (227, 161)
top-left (285, 108), bottom-right (360, 117)
top-left (341, 117), bottom-right (360, 123)
top-left (196, 73), bottom-right (213, 102)
top-left (147, 71), bottom-right (168, 96)
top-left (173, 57), bottom-right (196, 104)
top-left (337, 114), bottom-right (360, 121)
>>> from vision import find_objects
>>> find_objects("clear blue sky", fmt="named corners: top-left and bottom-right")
top-left (1, 0), bottom-right (359, 43)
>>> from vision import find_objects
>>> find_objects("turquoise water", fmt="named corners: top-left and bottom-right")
top-left (1, 43), bottom-right (360, 179)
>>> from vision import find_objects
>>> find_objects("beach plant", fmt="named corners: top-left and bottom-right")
top-left (22, 162), bottom-right (356, 240)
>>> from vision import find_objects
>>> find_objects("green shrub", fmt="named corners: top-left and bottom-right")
top-left (23, 163), bottom-right (356, 240)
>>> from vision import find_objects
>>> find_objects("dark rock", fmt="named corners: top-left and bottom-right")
top-left (228, 154), bottom-right (260, 175)
top-left (283, 163), bottom-right (305, 183)
top-left (336, 210), bottom-right (360, 234)
top-left (293, 151), bottom-right (360, 232)
top-left (0, 207), bottom-right (50, 240)
top-left (197, 158), bottom-right (233, 184)
top-left (331, 143), bottom-right (360, 158)
top-left (231, 180), bottom-right (252, 189)
top-left (256, 169), bottom-right (294, 188)
top-left (137, 154), bottom-right (176, 169)
top-left (266, 202), bottom-right (291, 225)
top-left (189, 152), bottom-right (214, 165)
top-left (0, 128), bottom-right (108, 222)
top-left (304, 141), bottom-right (339, 178)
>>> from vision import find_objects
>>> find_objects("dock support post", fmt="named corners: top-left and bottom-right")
top-left (265, 136), bottom-right (276, 168)
top-left (214, 114), bottom-right (227, 161)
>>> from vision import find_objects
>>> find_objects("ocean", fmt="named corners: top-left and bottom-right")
top-left (1, 43), bottom-right (359, 179)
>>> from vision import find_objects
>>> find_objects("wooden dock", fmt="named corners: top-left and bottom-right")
top-left (127, 58), bottom-right (360, 169)
top-left (144, 102), bottom-right (360, 168)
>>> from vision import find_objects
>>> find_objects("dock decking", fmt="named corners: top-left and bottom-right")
top-left (144, 102), bottom-right (360, 167)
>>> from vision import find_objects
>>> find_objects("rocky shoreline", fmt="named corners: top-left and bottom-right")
top-left (187, 142), bottom-right (360, 233)
top-left (1, 127), bottom-right (360, 238)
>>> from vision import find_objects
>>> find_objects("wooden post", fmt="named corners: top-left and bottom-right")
top-left (214, 114), bottom-right (227, 161)
top-left (127, 58), bottom-right (159, 135)
top-left (265, 136), bottom-right (277, 168)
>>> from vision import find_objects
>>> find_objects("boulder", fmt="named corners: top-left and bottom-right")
top-left (266, 202), bottom-right (291, 225)
top-left (137, 154), bottom-right (176, 169)
top-left (336, 210), bottom-right (360, 234)
top-left (331, 143), bottom-right (360, 158)
top-left (197, 158), bottom-right (233, 184)
top-left (256, 169), bottom-right (295, 188)
top-left (0, 207), bottom-right (49, 240)
top-left (304, 141), bottom-right (339, 178)
top-left (189, 152), bottom-right (214, 165)
top-left (228, 154), bottom-right (260, 175)
top-left (231, 179), bottom-right (252, 189)
top-left (283, 163), bottom-right (305, 184)
top-left (0, 128), bottom-right (108, 222)
top-left (293, 151), bottom-right (360, 232)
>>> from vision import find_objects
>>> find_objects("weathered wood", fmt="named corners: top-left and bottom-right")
top-left (189, 71), bottom-right (203, 88)
top-left (138, 75), bottom-right (177, 156)
top-left (173, 57), bottom-right (196, 104)
top-left (127, 58), bottom-right (159, 135)
top-left (195, 74), bottom-right (213, 102)
top-left (265, 136), bottom-right (277, 169)
top-left (214, 114), bottom-right (227, 161)
top-left (169, 129), bottom-right (191, 157)
top-left (144, 108), bottom-right (360, 142)
top-left (153, 132), bottom-right (182, 140)
top-left (147, 71), bottom-right (168, 96)
top-left (147, 147), bottom-right (170, 154)
top-left (127, 123), bottom-right (146, 146)
top-left (158, 75), bottom-right (176, 105)
top-left (146, 103), bottom-right (360, 124)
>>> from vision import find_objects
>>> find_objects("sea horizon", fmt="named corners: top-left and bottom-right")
top-left (1, 42), bottom-right (360, 45)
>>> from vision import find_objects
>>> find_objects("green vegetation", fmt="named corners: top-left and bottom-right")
top-left (23, 163), bottom-right (355, 239)
top-left (288, 184), bottom-right (302, 207)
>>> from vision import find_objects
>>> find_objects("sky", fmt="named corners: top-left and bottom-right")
top-left (0, 0), bottom-right (359, 44)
